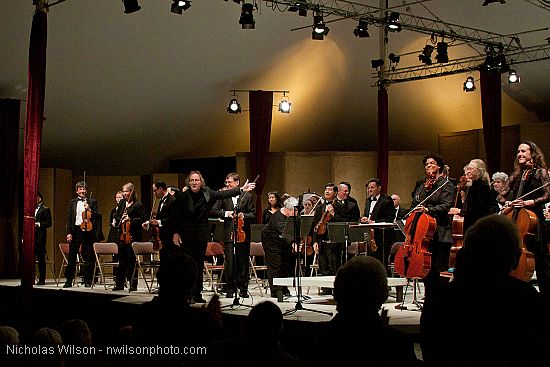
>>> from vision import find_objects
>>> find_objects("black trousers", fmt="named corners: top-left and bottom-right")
top-left (319, 241), bottom-right (343, 276)
top-left (116, 242), bottom-right (137, 288)
top-left (66, 230), bottom-right (94, 284)
top-left (262, 240), bottom-right (293, 295)
top-left (35, 238), bottom-right (46, 282)
top-left (224, 241), bottom-right (251, 293)
top-left (181, 240), bottom-right (207, 298)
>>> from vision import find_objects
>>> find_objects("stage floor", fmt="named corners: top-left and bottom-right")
top-left (0, 275), bottom-right (422, 333)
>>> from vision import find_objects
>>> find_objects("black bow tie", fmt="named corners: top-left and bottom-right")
top-left (78, 198), bottom-right (85, 201)
top-left (371, 197), bottom-right (377, 202)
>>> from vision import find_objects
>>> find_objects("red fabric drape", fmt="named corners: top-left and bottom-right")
top-left (249, 91), bottom-right (273, 223)
top-left (480, 70), bottom-right (502, 174)
top-left (22, 9), bottom-right (48, 289)
top-left (0, 99), bottom-right (21, 277)
top-left (377, 86), bottom-right (389, 192)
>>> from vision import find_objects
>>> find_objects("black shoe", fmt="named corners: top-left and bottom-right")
top-left (319, 288), bottom-right (332, 296)
top-left (239, 290), bottom-right (249, 298)
top-left (36, 280), bottom-right (45, 286)
top-left (226, 292), bottom-right (235, 298)
top-left (112, 286), bottom-right (124, 291)
top-left (129, 286), bottom-right (137, 292)
top-left (84, 283), bottom-right (92, 288)
top-left (63, 281), bottom-right (73, 288)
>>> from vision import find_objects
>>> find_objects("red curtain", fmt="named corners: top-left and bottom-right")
top-left (377, 86), bottom-right (389, 192)
top-left (22, 9), bottom-right (48, 289)
top-left (480, 70), bottom-right (502, 174)
top-left (249, 91), bottom-right (273, 223)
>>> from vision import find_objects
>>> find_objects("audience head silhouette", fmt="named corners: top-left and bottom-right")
top-left (456, 214), bottom-right (521, 279)
top-left (0, 326), bottom-right (19, 346)
top-left (59, 319), bottom-right (92, 347)
top-left (333, 256), bottom-right (388, 315)
top-left (245, 301), bottom-right (283, 343)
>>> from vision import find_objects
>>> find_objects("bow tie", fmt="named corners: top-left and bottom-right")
top-left (78, 198), bottom-right (85, 202)
top-left (371, 197), bottom-right (377, 202)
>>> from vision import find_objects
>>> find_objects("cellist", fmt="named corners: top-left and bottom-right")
top-left (409, 153), bottom-right (454, 298)
top-left (498, 141), bottom-right (550, 303)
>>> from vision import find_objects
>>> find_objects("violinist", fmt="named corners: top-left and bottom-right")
top-left (142, 181), bottom-right (176, 258)
top-left (312, 183), bottom-right (358, 295)
top-left (448, 159), bottom-right (499, 233)
top-left (360, 178), bottom-right (395, 267)
top-left (498, 141), bottom-right (550, 303)
top-left (64, 181), bottom-right (100, 288)
top-left (410, 153), bottom-right (453, 297)
top-left (107, 191), bottom-right (124, 243)
top-left (35, 192), bottom-right (52, 285)
top-left (172, 171), bottom-right (256, 304)
top-left (113, 182), bottom-right (147, 291)
top-left (210, 172), bottom-right (256, 299)
top-left (262, 191), bottom-right (282, 224)
top-left (490, 171), bottom-right (508, 210)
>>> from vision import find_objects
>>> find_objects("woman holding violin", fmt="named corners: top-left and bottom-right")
top-left (448, 159), bottom-right (499, 233)
top-left (64, 181), bottom-right (100, 288)
top-left (498, 141), bottom-right (550, 302)
top-left (406, 153), bottom-right (454, 298)
top-left (113, 182), bottom-right (147, 291)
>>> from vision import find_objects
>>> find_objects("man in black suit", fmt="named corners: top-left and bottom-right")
top-left (65, 181), bottom-right (100, 288)
top-left (211, 172), bottom-right (256, 299)
top-left (360, 178), bottom-right (395, 267)
top-left (391, 194), bottom-right (408, 242)
top-left (173, 171), bottom-right (256, 304)
top-left (35, 192), bottom-right (52, 285)
top-left (143, 181), bottom-right (177, 259)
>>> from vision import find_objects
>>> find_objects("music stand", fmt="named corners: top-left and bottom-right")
top-left (348, 222), bottom-right (396, 263)
top-left (328, 222), bottom-right (363, 261)
top-left (281, 211), bottom-right (332, 316)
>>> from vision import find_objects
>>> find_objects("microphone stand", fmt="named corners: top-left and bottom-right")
top-left (284, 195), bottom-right (332, 317)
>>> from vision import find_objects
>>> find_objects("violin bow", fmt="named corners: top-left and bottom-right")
top-left (405, 176), bottom-right (451, 218)
top-left (499, 181), bottom-right (550, 214)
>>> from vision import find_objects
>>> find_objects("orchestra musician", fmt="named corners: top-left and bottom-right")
top-left (261, 196), bottom-right (298, 298)
top-left (210, 172), bottom-right (256, 299)
top-left (107, 191), bottom-right (124, 243)
top-left (64, 181), bottom-right (100, 288)
top-left (410, 153), bottom-right (454, 297)
top-left (498, 141), bottom-right (550, 303)
top-left (360, 178), bottom-right (395, 267)
top-left (35, 192), bottom-right (52, 285)
top-left (113, 183), bottom-right (147, 291)
top-left (491, 171), bottom-right (509, 210)
top-left (448, 159), bottom-right (499, 233)
top-left (172, 171), bottom-right (256, 304)
top-left (142, 181), bottom-right (177, 259)
top-left (262, 191), bottom-right (282, 224)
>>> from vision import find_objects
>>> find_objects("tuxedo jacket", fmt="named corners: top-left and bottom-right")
top-left (210, 192), bottom-right (256, 243)
top-left (155, 193), bottom-right (177, 246)
top-left (395, 206), bottom-right (408, 221)
top-left (312, 199), bottom-right (359, 243)
top-left (35, 204), bottom-right (52, 247)
top-left (363, 194), bottom-right (395, 223)
top-left (66, 197), bottom-right (100, 241)
top-left (175, 186), bottom-right (242, 243)
top-left (114, 199), bottom-right (147, 243)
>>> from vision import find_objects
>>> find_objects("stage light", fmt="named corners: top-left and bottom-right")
top-left (463, 76), bottom-right (476, 92)
top-left (482, 0), bottom-right (506, 6)
top-left (312, 15), bottom-right (329, 40)
top-left (239, 3), bottom-right (255, 29)
top-left (387, 12), bottom-right (401, 32)
top-left (435, 42), bottom-right (448, 63)
top-left (278, 99), bottom-right (291, 113)
top-left (227, 98), bottom-right (241, 114)
top-left (388, 53), bottom-right (400, 64)
top-left (123, 0), bottom-right (141, 14)
top-left (354, 19), bottom-right (369, 38)
top-left (288, 1), bottom-right (308, 17)
top-left (508, 69), bottom-right (520, 84)
top-left (371, 59), bottom-right (384, 69)
top-left (171, 0), bottom-right (191, 14)
top-left (419, 45), bottom-right (434, 65)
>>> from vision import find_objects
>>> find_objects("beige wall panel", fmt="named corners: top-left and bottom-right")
top-left (388, 152), bottom-right (427, 209)
top-left (53, 168), bottom-right (73, 278)
top-left (332, 152), bottom-right (376, 212)
top-left (38, 168), bottom-right (56, 279)
top-left (284, 152), bottom-right (332, 197)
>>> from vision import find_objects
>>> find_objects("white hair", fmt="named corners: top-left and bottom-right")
top-left (283, 197), bottom-right (298, 209)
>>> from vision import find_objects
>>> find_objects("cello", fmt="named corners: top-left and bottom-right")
top-left (394, 174), bottom-right (448, 279)
top-left (449, 175), bottom-right (468, 269)
top-left (501, 164), bottom-right (536, 282)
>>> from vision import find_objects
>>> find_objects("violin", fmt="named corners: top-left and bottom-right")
top-left (503, 162), bottom-right (536, 282)
top-left (293, 235), bottom-right (314, 256)
top-left (149, 198), bottom-right (162, 251)
top-left (314, 200), bottom-right (333, 235)
top-left (234, 215), bottom-right (246, 243)
top-left (80, 197), bottom-right (93, 232)
top-left (119, 206), bottom-right (133, 245)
